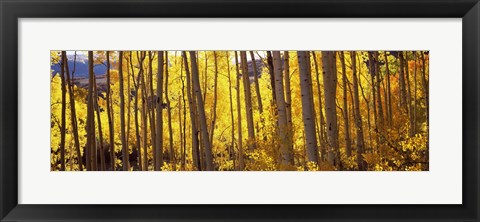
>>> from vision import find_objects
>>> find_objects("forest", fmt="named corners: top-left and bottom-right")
top-left (50, 50), bottom-right (429, 171)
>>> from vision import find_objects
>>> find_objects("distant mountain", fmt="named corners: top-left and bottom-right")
top-left (67, 53), bottom-right (87, 62)
top-left (245, 59), bottom-right (265, 78)
top-left (73, 74), bottom-right (108, 94)
top-left (51, 60), bottom-right (110, 78)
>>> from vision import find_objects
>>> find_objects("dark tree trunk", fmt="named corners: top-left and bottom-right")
top-left (322, 51), bottom-right (340, 167)
top-left (266, 51), bottom-right (277, 104)
top-left (398, 52), bottom-right (408, 112)
top-left (284, 51), bottom-right (292, 127)
top-left (384, 52), bottom-right (393, 126)
top-left (234, 51), bottom-right (244, 170)
top-left (249, 51), bottom-right (263, 113)
top-left (311, 52), bottom-right (327, 161)
top-left (226, 52), bottom-right (236, 168)
top-left (106, 51), bottom-right (115, 170)
top-left (240, 51), bottom-right (256, 151)
top-left (165, 52), bottom-right (175, 170)
top-left (86, 51), bottom-right (97, 171)
top-left (118, 51), bottom-right (128, 171)
top-left (62, 52), bottom-right (83, 170)
top-left (367, 52), bottom-right (379, 152)
top-left (148, 51), bottom-right (157, 170)
top-left (139, 52), bottom-right (150, 170)
top-left (189, 51), bottom-right (214, 171)
top-left (340, 52), bottom-right (352, 157)
top-left (374, 52), bottom-right (385, 142)
top-left (155, 51), bottom-right (164, 171)
top-left (182, 52), bottom-right (201, 170)
top-left (59, 51), bottom-right (67, 170)
top-left (130, 53), bottom-right (143, 171)
top-left (350, 52), bottom-right (367, 170)
top-left (209, 51), bottom-right (219, 144)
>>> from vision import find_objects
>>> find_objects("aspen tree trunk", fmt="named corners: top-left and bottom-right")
top-left (305, 51), bottom-right (319, 166)
top-left (381, 73), bottom-right (388, 127)
top-left (284, 51), bottom-right (292, 126)
top-left (196, 53), bottom-right (206, 170)
top-left (340, 52), bottom-right (352, 157)
top-left (134, 91), bottom-right (142, 171)
top-left (62, 52), bottom-right (83, 170)
top-left (182, 52), bottom-right (201, 170)
top-left (234, 51), bottom-right (244, 170)
top-left (404, 52), bottom-right (413, 136)
top-left (92, 65), bottom-right (98, 170)
top-left (148, 51), bottom-right (157, 168)
top-left (139, 52), bottom-right (153, 171)
top-left (285, 51), bottom-right (295, 164)
top-left (209, 51), bottom-right (219, 143)
top-left (367, 52), bottom-right (378, 125)
top-left (59, 51), bottom-right (67, 170)
top-left (63, 53), bottom-right (75, 171)
top-left (226, 52), bottom-right (236, 167)
top-left (194, 65), bottom-right (204, 170)
top-left (350, 52), bottom-right (367, 170)
top-left (266, 51), bottom-right (277, 103)
top-left (271, 51), bottom-right (294, 167)
top-left (240, 51), bottom-right (256, 151)
top-left (249, 51), bottom-right (263, 113)
top-left (165, 52), bottom-right (175, 170)
top-left (374, 52), bottom-right (385, 133)
top-left (155, 51), bottom-right (164, 171)
top-left (130, 53), bottom-right (143, 171)
top-left (137, 52), bottom-right (149, 170)
top-left (180, 56), bottom-right (187, 169)
top-left (189, 51), bottom-right (214, 171)
top-left (86, 51), bottom-right (96, 171)
top-left (412, 52), bottom-right (417, 136)
top-left (367, 52), bottom-right (379, 153)
top-left (421, 52), bottom-right (429, 129)
top-left (398, 52), bottom-right (408, 112)
top-left (118, 51), bottom-right (128, 171)
top-left (421, 52), bottom-right (429, 170)
top-left (297, 51), bottom-right (319, 164)
top-left (322, 51), bottom-right (340, 167)
top-left (266, 51), bottom-right (280, 160)
top-left (381, 76), bottom-right (389, 141)
top-left (384, 52), bottom-right (393, 125)
top-left (197, 56), bottom-right (206, 170)
top-left (347, 81), bottom-right (355, 151)
top-left (105, 51), bottom-right (115, 170)
top-left (179, 95), bottom-right (185, 169)
top-left (311, 52), bottom-right (327, 160)
top-left (141, 89), bottom-right (148, 170)
top-left (125, 54), bottom-right (131, 160)
top-left (93, 71), bottom-right (106, 171)
top-left (203, 53), bottom-right (208, 103)
top-left (305, 53), bottom-right (317, 134)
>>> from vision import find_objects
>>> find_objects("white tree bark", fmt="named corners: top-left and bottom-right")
top-left (321, 51), bottom-right (339, 167)
top-left (297, 51), bottom-right (319, 164)
top-left (272, 51), bottom-right (293, 167)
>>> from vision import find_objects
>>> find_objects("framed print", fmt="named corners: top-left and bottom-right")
top-left (1, 0), bottom-right (479, 221)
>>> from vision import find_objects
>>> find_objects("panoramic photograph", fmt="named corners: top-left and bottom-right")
top-left (50, 51), bottom-right (429, 171)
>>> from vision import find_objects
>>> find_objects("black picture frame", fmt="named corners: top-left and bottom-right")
top-left (1, 0), bottom-right (479, 221)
